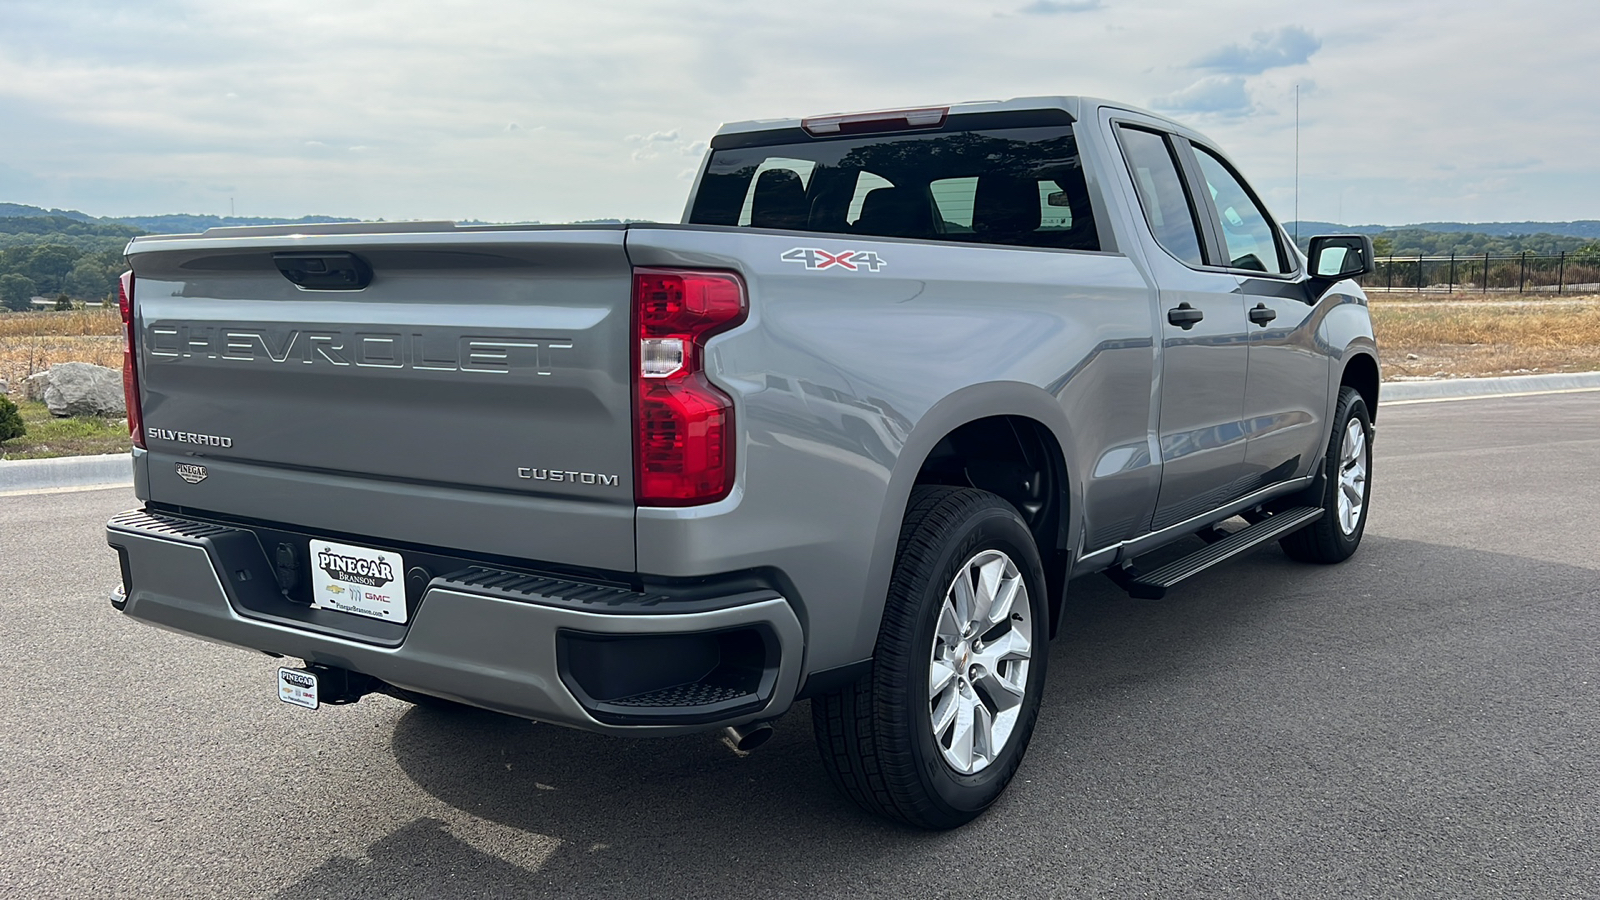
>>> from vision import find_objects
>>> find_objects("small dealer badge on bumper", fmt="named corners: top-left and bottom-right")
top-left (278, 667), bottom-right (319, 709)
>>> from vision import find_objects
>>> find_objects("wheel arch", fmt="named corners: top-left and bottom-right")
top-left (853, 384), bottom-right (1079, 650)
top-left (1340, 350), bottom-right (1380, 422)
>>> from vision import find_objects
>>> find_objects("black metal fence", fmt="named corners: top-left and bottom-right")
top-left (1365, 252), bottom-right (1600, 294)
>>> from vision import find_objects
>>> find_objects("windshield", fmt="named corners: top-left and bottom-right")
top-left (688, 125), bottom-right (1100, 252)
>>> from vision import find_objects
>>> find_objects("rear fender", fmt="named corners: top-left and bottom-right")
top-left (851, 382), bottom-right (1077, 655)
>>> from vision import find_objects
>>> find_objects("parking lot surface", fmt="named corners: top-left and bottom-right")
top-left (2, 393), bottom-right (1597, 898)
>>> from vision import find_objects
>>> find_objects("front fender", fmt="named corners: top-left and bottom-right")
top-left (1318, 284), bottom-right (1380, 432)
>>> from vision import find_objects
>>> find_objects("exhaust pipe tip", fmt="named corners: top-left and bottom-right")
top-left (721, 722), bottom-right (774, 753)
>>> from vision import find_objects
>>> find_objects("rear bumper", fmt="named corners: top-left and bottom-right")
top-left (105, 509), bottom-right (804, 735)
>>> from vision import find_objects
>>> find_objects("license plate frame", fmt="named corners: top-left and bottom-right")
top-left (307, 538), bottom-right (408, 624)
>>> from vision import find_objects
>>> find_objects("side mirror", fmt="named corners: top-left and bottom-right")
top-left (1307, 234), bottom-right (1375, 281)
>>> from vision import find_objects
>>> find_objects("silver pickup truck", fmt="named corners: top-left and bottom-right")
top-left (106, 96), bottom-right (1378, 829)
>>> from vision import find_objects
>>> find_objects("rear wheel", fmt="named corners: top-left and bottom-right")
top-left (1281, 385), bottom-right (1372, 563)
top-left (812, 486), bottom-right (1048, 829)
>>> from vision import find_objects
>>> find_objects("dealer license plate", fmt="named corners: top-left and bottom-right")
top-left (278, 667), bottom-right (319, 709)
top-left (307, 538), bottom-right (408, 624)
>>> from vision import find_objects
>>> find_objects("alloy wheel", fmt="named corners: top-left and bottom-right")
top-left (928, 549), bottom-right (1034, 775)
top-left (1337, 417), bottom-right (1369, 535)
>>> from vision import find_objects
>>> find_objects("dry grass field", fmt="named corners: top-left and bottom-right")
top-left (0, 307), bottom-right (122, 391)
top-left (1369, 292), bottom-right (1600, 379)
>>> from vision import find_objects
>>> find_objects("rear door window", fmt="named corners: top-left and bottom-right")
top-left (690, 125), bottom-right (1101, 251)
top-left (1115, 126), bottom-right (1205, 267)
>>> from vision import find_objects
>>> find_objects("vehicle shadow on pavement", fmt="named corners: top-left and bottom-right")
top-left (270, 533), bottom-right (1600, 899)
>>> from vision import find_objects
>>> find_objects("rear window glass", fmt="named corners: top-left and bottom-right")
top-left (689, 125), bottom-right (1100, 252)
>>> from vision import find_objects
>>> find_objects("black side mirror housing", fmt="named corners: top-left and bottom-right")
top-left (1306, 234), bottom-right (1376, 285)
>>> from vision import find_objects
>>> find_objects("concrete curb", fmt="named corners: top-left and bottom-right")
top-left (1383, 371), bottom-right (1600, 404)
top-left (0, 453), bottom-right (133, 496)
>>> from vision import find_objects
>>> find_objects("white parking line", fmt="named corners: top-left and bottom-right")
top-left (1385, 386), bottom-right (1600, 406)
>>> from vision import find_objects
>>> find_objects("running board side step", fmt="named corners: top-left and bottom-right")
top-left (1105, 506), bottom-right (1324, 600)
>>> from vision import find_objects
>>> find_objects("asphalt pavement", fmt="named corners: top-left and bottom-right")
top-left (2, 394), bottom-right (1597, 898)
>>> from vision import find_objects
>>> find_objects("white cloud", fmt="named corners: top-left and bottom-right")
top-left (1194, 26), bottom-right (1320, 74)
top-left (1151, 76), bottom-right (1253, 116)
top-left (0, 0), bottom-right (1596, 225)
top-left (1016, 0), bottom-right (1102, 13)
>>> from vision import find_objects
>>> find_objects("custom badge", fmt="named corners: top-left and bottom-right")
top-left (175, 463), bottom-right (208, 484)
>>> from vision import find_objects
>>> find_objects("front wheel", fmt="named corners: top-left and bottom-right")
top-left (812, 486), bottom-right (1049, 829)
top-left (1281, 385), bottom-right (1373, 563)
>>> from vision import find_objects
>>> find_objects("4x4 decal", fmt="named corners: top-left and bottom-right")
top-left (781, 248), bottom-right (886, 272)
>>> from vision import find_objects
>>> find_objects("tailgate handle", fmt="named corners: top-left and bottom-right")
top-left (273, 252), bottom-right (373, 291)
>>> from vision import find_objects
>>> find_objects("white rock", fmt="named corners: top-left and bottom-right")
top-left (41, 362), bottom-right (126, 418)
top-left (25, 371), bottom-right (52, 401)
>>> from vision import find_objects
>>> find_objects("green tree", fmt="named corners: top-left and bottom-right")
top-left (0, 396), bottom-right (26, 443)
top-left (0, 272), bottom-right (37, 311)
top-left (21, 244), bottom-right (82, 295)
top-left (54, 293), bottom-right (74, 311)
top-left (1372, 235), bottom-right (1395, 258)
top-left (64, 255), bottom-right (120, 299)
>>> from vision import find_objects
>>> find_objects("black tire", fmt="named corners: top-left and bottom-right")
top-left (1280, 385), bottom-right (1372, 564)
top-left (811, 486), bottom-right (1049, 829)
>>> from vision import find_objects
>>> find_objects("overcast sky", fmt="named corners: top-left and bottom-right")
top-left (1, 0), bottom-right (1594, 226)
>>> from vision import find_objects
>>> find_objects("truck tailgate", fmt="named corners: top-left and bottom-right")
top-left (127, 227), bottom-right (635, 572)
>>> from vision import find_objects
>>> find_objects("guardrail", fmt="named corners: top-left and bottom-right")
top-left (1363, 252), bottom-right (1600, 294)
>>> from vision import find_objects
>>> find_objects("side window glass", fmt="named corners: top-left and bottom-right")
top-left (845, 172), bottom-right (895, 225)
top-left (1116, 127), bottom-right (1204, 266)
top-left (930, 177), bottom-right (978, 232)
top-left (738, 157), bottom-right (817, 228)
top-left (932, 177), bottom-right (1075, 234)
top-left (1038, 182), bottom-right (1074, 231)
top-left (1188, 147), bottom-right (1288, 274)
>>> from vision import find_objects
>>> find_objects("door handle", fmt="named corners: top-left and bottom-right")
top-left (1248, 302), bottom-right (1277, 326)
top-left (1167, 302), bottom-right (1203, 330)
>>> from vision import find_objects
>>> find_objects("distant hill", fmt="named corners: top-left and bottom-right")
top-left (0, 202), bottom-right (96, 222)
top-left (1402, 220), bottom-right (1600, 239)
top-left (0, 215), bottom-right (144, 253)
top-left (114, 214), bottom-right (360, 234)
top-left (1284, 221), bottom-right (1388, 236)
top-left (1287, 220), bottom-right (1600, 239)
top-left (1285, 221), bottom-right (1600, 256)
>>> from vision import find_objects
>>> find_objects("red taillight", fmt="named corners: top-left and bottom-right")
top-left (632, 268), bottom-right (747, 506)
top-left (119, 270), bottom-right (145, 450)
